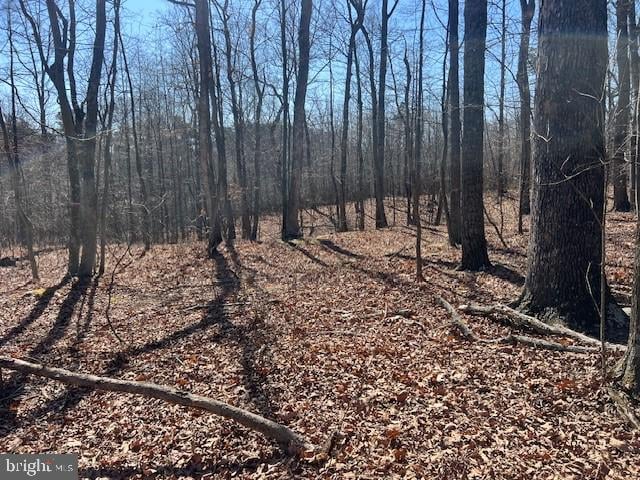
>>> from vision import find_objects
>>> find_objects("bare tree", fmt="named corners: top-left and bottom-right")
top-left (447, 0), bottom-right (461, 246)
top-left (518, 0), bottom-right (611, 334)
top-left (517, 0), bottom-right (535, 232)
top-left (283, 0), bottom-right (313, 240)
top-left (613, 0), bottom-right (632, 212)
top-left (460, 0), bottom-right (491, 270)
top-left (98, 0), bottom-right (121, 275)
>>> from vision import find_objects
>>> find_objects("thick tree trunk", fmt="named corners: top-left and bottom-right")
top-left (283, 0), bottom-right (312, 240)
top-left (460, 0), bottom-right (491, 270)
top-left (517, 0), bottom-right (534, 231)
top-left (614, 0), bottom-right (632, 212)
top-left (519, 0), bottom-right (611, 334)
top-left (447, 0), bottom-right (461, 246)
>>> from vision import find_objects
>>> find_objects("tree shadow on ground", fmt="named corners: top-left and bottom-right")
top-left (0, 278), bottom-right (91, 433)
top-left (77, 449), bottom-right (292, 479)
top-left (490, 263), bottom-right (525, 286)
top-left (286, 242), bottom-right (329, 267)
top-left (0, 276), bottom-right (70, 348)
top-left (318, 239), bottom-right (363, 259)
top-left (1, 246), bottom-right (283, 449)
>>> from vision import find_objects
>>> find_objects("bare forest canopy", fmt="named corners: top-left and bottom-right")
top-left (1, 0), bottom-right (640, 478)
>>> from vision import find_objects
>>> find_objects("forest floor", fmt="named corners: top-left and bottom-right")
top-left (0, 195), bottom-right (639, 479)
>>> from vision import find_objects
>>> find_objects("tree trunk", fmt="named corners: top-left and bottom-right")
top-left (283, 0), bottom-right (312, 240)
top-left (614, 0), bottom-right (632, 212)
top-left (519, 0), bottom-right (611, 334)
top-left (447, 0), bottom-right (462, 246)
top-left (119, 28), bottom-right (150, 251)
top-left (98, 0), bottom-right (120, 276)
top-left (249, 0), bottom-right (264, 241)
top-left (517, 0), bottom-right (534, 231)
top-left (217, 0), bottom-right (251, 239)
top-left (76, 0), bottom-right (106, 277)
top-left (497, 0), bottom-right (507, 199)
top-left (460, 0), bottom-right (491, 270)
top-left (337, 1), bottom-right (362, 233)
top-left (354, 42), bottom-right (365, 231)
top-left (373, 0), bottom-right (393, 229)
top-left (629, 1), bottom-right (640, 210)
top-left (414, 0), bottom-right (426, 281)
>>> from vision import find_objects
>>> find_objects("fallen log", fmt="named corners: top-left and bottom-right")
top-left (458, 303), bottom-right (626, 353)
top-left (437, 297), bottom-right (599, 354)
top-left (0, 357), bottom-right (315, 455)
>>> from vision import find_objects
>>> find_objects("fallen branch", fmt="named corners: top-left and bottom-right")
top-left (607, 387), bottom-right (640, 430)
top-left (437, 297), bottom-right (599, 353)
top-left (0, 357), bottom-right (316, 455)
top-left (458, 303), bottom-right (626, 352)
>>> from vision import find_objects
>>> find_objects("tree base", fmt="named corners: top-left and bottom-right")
top-left (515, 290), bottom-right (629, 344)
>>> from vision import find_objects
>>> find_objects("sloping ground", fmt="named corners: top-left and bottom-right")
top-left (0, 202), bottom-right (638, 479)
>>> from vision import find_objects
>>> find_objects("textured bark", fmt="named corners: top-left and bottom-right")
top-left (460, 0), bottom-right (491, 270)
top-left (614, 0), bottom-right (632, 212)
top-left (0, 357), bottom-right (314, 454)
top-left (517, 0), bottom-right (534, 230)
top-left (283, 0), bottom-right (312, 240)
top-left (520, 0), bottom-right (610, 333)
top-left (447, 0), bottom-right (461, 246)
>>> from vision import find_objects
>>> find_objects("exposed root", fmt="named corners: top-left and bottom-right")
top-left (607, 387), bottom-right (640, 431)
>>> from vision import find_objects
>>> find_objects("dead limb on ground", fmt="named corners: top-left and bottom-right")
top-left (0, 356), bottom-right (327, 456)
top-left (457, 302), bottom-right (626, 353)
top-left (437, 297), bottom-right (599, 353)
top-left (438, 297), bottom-right (639, 430)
